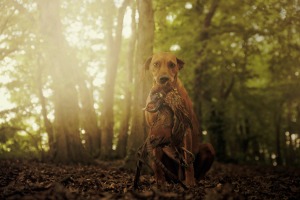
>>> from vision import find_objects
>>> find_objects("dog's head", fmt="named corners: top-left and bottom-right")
top-left (144, 52), bottom-right (184, 85)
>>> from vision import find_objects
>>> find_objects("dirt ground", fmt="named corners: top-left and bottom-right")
top-left (0, 159), bottom-right (299, 200)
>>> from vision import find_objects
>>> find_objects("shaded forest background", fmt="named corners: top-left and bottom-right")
top-left (0, 0), bottom-right (299, 167)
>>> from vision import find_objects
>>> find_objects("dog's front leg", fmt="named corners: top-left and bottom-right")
top-left (152, 147), bottom-right (166, 186)
top-left (184, 128), bottom-right (195, 186)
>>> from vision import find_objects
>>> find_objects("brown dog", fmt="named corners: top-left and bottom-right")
top-left (144, 52), bottom-right (215, 186)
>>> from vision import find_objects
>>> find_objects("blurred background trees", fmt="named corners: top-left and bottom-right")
top-left (0, 0), bottom-right (299, 166)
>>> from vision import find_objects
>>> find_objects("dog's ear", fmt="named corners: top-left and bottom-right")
top-left (177, 58), bottom-right (185, 70)
top-left (144, 56), bottom-right (153, 70)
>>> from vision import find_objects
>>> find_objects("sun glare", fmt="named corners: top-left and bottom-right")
top-left (0, 88), bottom-right (15, 112)
top-left (170, 44), bottom-right (181, 51)
top-left (122, 7), bottom-right (132, 38)
top-left (185, 2), bottom-right (193, 9)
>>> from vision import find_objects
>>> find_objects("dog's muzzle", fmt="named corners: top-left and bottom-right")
top-left (158, 75), bottom-right (170, 84)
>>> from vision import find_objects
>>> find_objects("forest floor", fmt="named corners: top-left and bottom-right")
top-left (0, 159), bottom-right (299, 200)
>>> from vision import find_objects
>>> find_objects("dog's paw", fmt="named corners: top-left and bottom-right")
top-left (185, 178), bottom-right (196, 187)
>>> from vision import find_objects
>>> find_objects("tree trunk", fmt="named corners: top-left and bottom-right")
top-left (194, 0), bottom-right (220, 140)
top-left (100, 0), bottom-right (130, 159)
top-left (116, 1), bottom-right (137, 158)
top-left (38, 0), bottom-right (90, 164)
top-left (36, 63), bottom-right (54, 158)
top-left (125, 0), bottom-right (154, 169)
top-left (78, 78), bottom-right (101, 158)
top-left (274, 104), bottom-right (283, 165)
top-left (208, 107), bottom-right (227, 161)
top-left (252, 138), bottom-right (264, 162)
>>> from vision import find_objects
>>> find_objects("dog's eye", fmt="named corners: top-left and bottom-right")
top-left (153, 62), bottom-right (159, 67)
top-left (169, 62), bottom-right (176, 68)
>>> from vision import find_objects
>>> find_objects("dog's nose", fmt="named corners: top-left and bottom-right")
top-left (159, 76), bottom-right (169, 84)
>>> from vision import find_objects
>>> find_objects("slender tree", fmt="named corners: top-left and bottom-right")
top-left (78, 76), bottom-right (101, 158)
top-left (36, 62), bottom-right (54, 157)
top-left (116, 0), bottom-right (137, 158)
top-left (100, 0), bottom-right (130, 159)
top-left (193, 0), bottom-right (221, 156)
